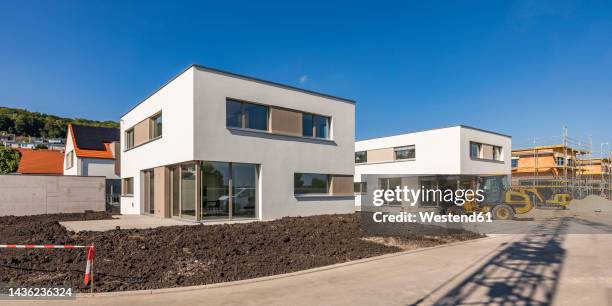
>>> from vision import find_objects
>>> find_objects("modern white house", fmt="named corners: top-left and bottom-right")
top-left (63, 124), bottom-right (121, 204)
top-left (354, 125), bottom-right (511, 208)
top-left (120, 65), bottom-right (355, 221)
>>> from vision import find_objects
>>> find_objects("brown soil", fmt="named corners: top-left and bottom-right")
top-left (0, 213), bottom-right (482, 292)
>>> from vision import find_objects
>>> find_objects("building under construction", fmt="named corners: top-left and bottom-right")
top-left (511, 127), bottom-right (611, 201)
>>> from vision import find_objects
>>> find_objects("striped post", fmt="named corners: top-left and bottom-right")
top-left (0, 243), bottom-right (96, 288)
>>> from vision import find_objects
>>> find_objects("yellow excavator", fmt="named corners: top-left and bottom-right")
top-left (445, 175), bottom-right (533, 220)
top-left (519, 186), bottom-right (571, 209)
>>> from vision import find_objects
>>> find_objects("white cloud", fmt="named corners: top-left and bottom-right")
top-left (299, 75), bottom-right (308, 84)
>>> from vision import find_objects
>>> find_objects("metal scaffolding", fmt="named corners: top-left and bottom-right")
top-left (512, 126), bottom-right (610, 200)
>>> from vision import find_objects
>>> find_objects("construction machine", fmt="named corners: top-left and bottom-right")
top-left (444, 175), bottom-right (533, 220)
top-left (520, 186), bottom-right (571, 209)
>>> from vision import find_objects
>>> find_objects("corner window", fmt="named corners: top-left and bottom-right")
top-left (151, 113), bottom-right (162, 138)
top-left (302, 113), bottom-right (330, 139)
top-left (65, 150), bottom-right (74, 169)
top-left (294, 173), bottom-right (329, 195)
top-left (394, 145), bottom-right (415, 160)
top-left (354, 182), bottom-right (367, 195)
top-left (567, 158), bottom-right (574, 167)
top-left (125, 129), bottom-right (135, 149)
top-left (511, 159), bottom-right (518, 168)
top-left (226, 99), bottom-right (269, 131)
top-left (355, 151), bottom-right (367, 163)
top-left (122, 177), bottom-right (134, 195)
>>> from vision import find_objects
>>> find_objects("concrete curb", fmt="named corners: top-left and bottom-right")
top-left (79, 235), bottom-right (507, 299)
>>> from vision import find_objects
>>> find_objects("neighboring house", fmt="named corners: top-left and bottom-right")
top-left (120, 65), bottom-right (355, 221)
top-left (16, 148), bottom-right (64, 175)
top-left (63, 123), bottom-right (121, 204)
top-left (354, 125), bottom-right (511, 208)
top-left (511, 145), bottom-right (589, 187)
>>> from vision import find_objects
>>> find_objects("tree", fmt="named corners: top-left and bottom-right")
top-left (0, 147), bottom-right (21, 174)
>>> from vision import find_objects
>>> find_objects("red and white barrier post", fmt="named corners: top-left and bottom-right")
top-left (0, 243), bottom-right (96, 291)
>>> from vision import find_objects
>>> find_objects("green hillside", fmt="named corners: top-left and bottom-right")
top-left (0, 106), bottom-right (119, 138)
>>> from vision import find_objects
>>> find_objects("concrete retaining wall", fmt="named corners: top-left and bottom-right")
top-left (0, 175), bottom-right (105, 216)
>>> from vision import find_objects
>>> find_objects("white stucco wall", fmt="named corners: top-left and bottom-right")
top-left (192, 67), bottom-right (355, 220)
top-left (63, 129), bottom-right (78, 176)
top-left (459, 127), bottom-right (511, 175)
top-left (119, 66), bottom-right (195, 214)
top-left (355, 126), bottom-right (462, 179)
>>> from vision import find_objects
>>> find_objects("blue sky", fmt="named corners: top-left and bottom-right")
top-left (0, 0), bottom-right (610, 151)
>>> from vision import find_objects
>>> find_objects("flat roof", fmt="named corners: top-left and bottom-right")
top-left (122, 64), bottom-right (355, 118)
top-left (356, 125), bottom-right (512, 143)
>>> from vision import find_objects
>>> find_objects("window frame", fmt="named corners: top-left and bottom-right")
top-left (122, 177), bottom-right (134, 196)
top-left (493, 146), bottom-right (503, 161)
top-left (470, 142), bottom-right (482, 159)
top-left (511, 159), bottom-right (518, 168)
top-left (355, 151), bottom-right (367, 163)
top-left (394, 145), bottom-right (416, 160)
top-left (65, 150), bottom-right (74, 170)
top-left (294, 173), bottom-right (330, 195)
top-left (151, 112), bottom-right (163, 138)
top-left (354, 182), bottom-right (367, 195)
top-left (226, 99), bottom-right (270, 132)
top-left (302, 112), bottom-right (330, 139)
top-left (125, 128), bottom-right (135, 150)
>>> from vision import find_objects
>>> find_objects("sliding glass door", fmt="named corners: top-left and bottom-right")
top-left (231, 163), bottom-right (257, 218)
top-left (200, 161), bottom-right (258, 220)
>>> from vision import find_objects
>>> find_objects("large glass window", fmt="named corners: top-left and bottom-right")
top-left (302, 113), bottom-right (313, 137)
top-left (226, 99), bottom-right (268, 131)
top-left (231, 163), bottom-right (257, 218)
top-left (294, 173), bottom-right (329, 195)
top-left (394, 146), bottom-right (415, 160)
top-left (201, 161), bottom-right (230, 220)
top-left (355, 151), bottom-right (367, 163)
top-left (181, 164), bottom-right (196, 220)
top-left (151, 113), bottom-right (162, 138)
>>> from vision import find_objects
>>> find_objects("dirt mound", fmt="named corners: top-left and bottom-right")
top-left (0, 213), bottom-right (481, 292)
top-left (569, 195), bottom-right (612, 212)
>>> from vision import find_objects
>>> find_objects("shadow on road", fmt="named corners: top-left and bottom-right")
top-left (417, 218), bottom-right (569, 306)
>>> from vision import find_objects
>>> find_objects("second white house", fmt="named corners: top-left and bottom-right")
top-left (354, 125), bottom-right (512, 208)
